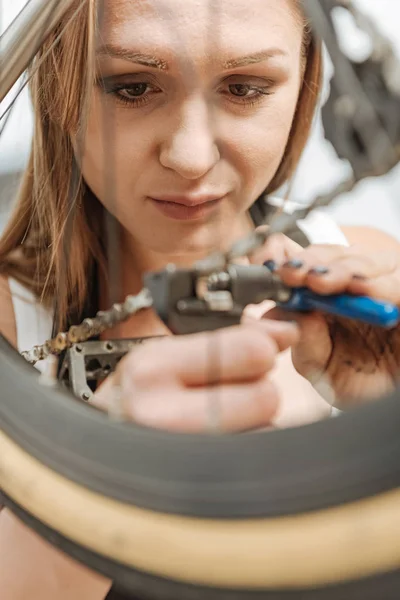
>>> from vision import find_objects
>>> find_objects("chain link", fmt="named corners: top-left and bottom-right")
top-left (22, 289), bottom-right (153, 365)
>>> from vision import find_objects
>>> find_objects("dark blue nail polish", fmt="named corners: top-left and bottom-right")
top-left (263, 260), bottom-right (278, 272)
top-left (283, 259), bottom-right (304, 269)
top-left (309, 266), bottom-right (329, 276)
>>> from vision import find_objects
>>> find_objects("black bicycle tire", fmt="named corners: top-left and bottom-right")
top-left (2, 331), bottom-right (400, 595)
top-left (3, 490), bottom-right (400, 600)
top-left (1, 333), bottom-right (400, 519)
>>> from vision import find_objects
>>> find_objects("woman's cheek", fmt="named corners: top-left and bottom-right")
top-left (82, 127), bottom-right (143, 214)
top-left (249, 98), bottom-right (299, 178)
top-left (241, 121), bottom-right (291, 189)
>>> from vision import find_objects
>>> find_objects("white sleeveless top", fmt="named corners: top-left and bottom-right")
top-left (8, 207), bottom-right (348, 419)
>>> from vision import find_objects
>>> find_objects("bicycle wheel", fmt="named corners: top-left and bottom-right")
top-left (2, 326), bottom-right (400, 599)
top-left (1, 1), bottom-right (400, 599)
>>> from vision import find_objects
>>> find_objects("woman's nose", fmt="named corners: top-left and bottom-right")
top-left (159, 97), bottom-right (220, 180)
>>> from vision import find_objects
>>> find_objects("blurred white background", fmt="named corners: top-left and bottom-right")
top-left (1, 0), bottom-right (400, 237)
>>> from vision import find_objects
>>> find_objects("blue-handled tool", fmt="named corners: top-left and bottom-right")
top-left (278, 287), bottom-right (400, 329)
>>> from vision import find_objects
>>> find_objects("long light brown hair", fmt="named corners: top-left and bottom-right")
top-left (0, 0), bottom-right (323, 331)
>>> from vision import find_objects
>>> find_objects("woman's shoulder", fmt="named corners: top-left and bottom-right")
top-left (0, 275), bottom-right (17, 348)
top-left (265, 196), bottom-right (349, 247)
top-left (1, 277), bottom-right (54, 356)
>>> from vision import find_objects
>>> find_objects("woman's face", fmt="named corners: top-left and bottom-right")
top-left (80, 0), bottom-right (304, 258)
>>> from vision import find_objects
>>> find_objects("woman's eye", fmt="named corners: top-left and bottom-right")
top-left (228, 83), bottom-right (254, 97)
top-left (112, 82), bottom-right (159, 107)
top-left (118, 83), bottom-right (150, 99)
top-left (97, 76), bottom-right (162, 108)
top-left (222, 80), bottom-right (274, 105)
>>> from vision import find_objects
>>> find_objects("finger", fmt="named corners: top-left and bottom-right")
top-left (278, 246), bottom-right (398, 287)
top-left (264, 308), bottom-right (332, 382)
top-left (301, 252), bottom-right (398, 296)
top-left (125, 375), bottom-right (280, 433)
top-left (249, 230), bottom-right (302, 268)
top-left (125, 321), bottom-right (298, 388)
top-left (276, 245), bottom-right (350, 288)
top-left (241, 317), bottom-right (299, 351)
top-left (242, 299), bottom-right (276, 321)
top-left (348, 270), bottom-right (400, 305)
top-left (262, 307), bottom-right (321, 344)
top-left (329, 251), bottom-right (398, 279)
top-left (92, 372), bottom-right (117, 412)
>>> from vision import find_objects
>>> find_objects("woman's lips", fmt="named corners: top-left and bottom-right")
top-left (149, 196), bottom-right (224, 221)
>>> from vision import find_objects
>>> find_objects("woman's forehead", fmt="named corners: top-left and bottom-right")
top-left (104, 0), bottom-right (300, 32)
top-left (100, 0), bottom-right (302, 66)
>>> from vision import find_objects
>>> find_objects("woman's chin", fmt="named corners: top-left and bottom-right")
top-left (135, 222), bottom-right (232, 258)
top-left (151, 239), bottom-right (222, 264)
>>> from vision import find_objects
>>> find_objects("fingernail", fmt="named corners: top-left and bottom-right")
top-left (283, 259), bottom-right (304, 269)
top-left (309, 266), bottom-right (330, 276)
top-left (263, 260), bottom-right (278, 272)
top-left (352, 274), bottom-right (367, 281)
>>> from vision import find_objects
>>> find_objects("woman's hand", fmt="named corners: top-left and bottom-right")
top-left (250, 231), bottom-right (400, 406)
top-left (94, 320), bottom-right (299, 432)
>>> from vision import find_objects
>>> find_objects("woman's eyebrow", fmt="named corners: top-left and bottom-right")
top-left (96, 43), bottom-right (169, 70)
top-left (223, 49), bottom-right (288, 69)
top-left (95, 45), bottom-right (287, 72)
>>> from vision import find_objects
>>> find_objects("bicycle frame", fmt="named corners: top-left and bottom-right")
top-left (0, 0), bottom-right (75, 103)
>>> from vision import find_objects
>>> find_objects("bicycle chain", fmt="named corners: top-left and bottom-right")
top-left (21, 289), bottom-right (153, 365)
